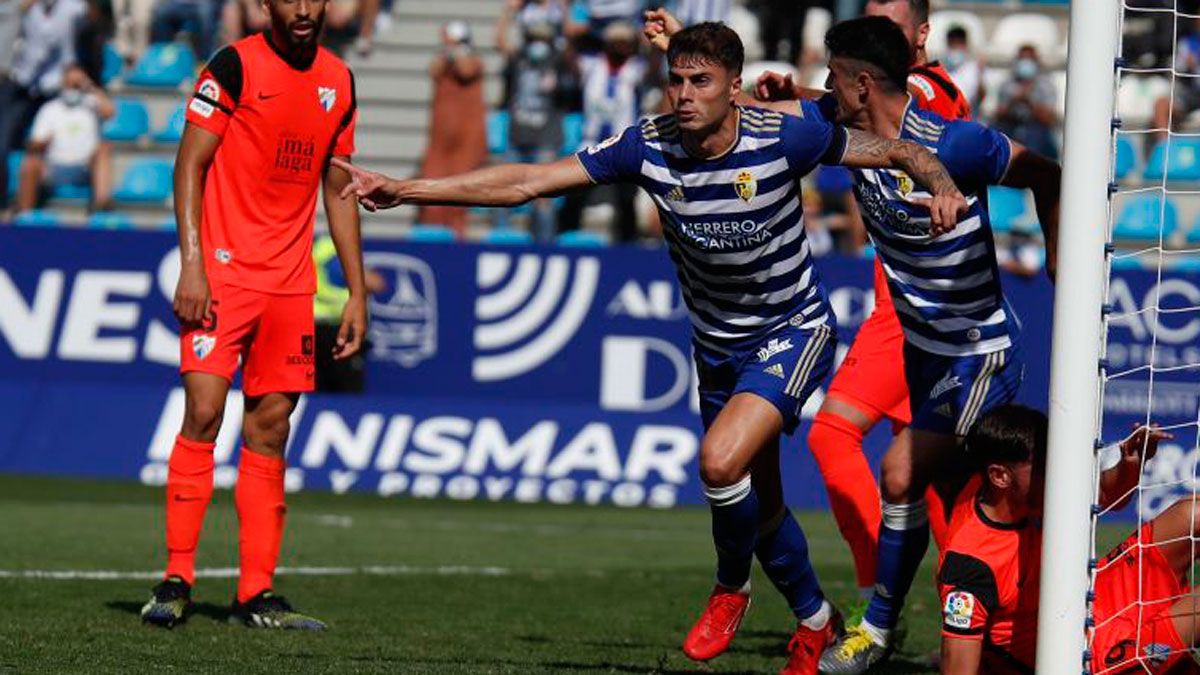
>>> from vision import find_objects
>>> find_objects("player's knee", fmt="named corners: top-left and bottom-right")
top-left (182, 399), bottom-right (225, 442)
top-left (879, 455), bottom-right (917, 503)
top-left (699, 444), bottom-right (748, 488)
top-left (242, 403), bottom-right (293, 455)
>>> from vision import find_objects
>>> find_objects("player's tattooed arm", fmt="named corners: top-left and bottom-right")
top-left (1001, 139), bottom-right (1060, 280)
top-left (331, 157), bottom-right (594, 211)
top-left (171, 124), bottom-right (222, 325)
top-left (839, 129), bottom-right (969, 234)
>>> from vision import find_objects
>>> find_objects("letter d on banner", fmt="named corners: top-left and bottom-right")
top-left (600, 336), bottom-right (689, 412)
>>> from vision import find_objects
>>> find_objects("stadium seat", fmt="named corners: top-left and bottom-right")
top-left (1174, 256), bottom-right (1200, 273)
top-left (102, 98), bottom-right (150, 142)
top-left (487, 110), bottom-right (509, 156)
top-left (482, 227), bottom-right (534, 245)
top-left (556, 230), bottom-right (609, 247)
top-left (7, 151), bottom-right (22, 197)
top-left (152, 103), bottom-right (187, 144)
top-left (159, 215), bottom-right (178, 230)
top-left (51, 183), bottom-right (91, 202)
top-left (124, 42), bottom-right (196, 88)
top-left (926, 11), bottom-right (986, 61)
top-left (101, 42), bottom-right (123, 86)
top-left (407, 224), bottom-right (456, 242)
top-left (87, 211), bottom-right (134, 229)
top-left (1143, 138), bottom-right (1200, 182)
top-left (13, 209), bottom-right (60, 227)
top-left (987, 186), bottom-right (1033, 235)
top-left (1114, 194), bottom-right (1178, 240)
top-left (113, 157), bottom-right (173, 203)
top-left (561, 113), bottom-right (583, 156)
top-left (1185, 215), bottom-right (1200, 244)
top-left (1110, 256), bottom-right (1144, 271)
top-left (1114, 136), bottom-right (1137, 180)
top-left (988, 14), bottom-right (1061, 64)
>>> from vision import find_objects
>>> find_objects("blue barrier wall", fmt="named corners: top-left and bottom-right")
top-left (0, 229), bottom-right (1195, 519)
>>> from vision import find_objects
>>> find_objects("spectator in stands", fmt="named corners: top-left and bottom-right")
top-left (419, 20), bottom-right (487, 234)
top-left (672, 0), bottom-right (730, 27)
top-left (15, 64), bottom-right (113, 213)
top-left (149, 0), bottom-right (223, 59)
top-left (994, 44), bottom-right (1059, 160)
top-left (751, 0), bottom-right (812, 65)
top-left (497, 0), bottom-right (569, 57)
top-left (996, 221), bottom-right (1044, 279)
top-left (324, 0), bottom-right (382, 58)
top-left (0, 0), bottom-right (86, 215)
top-left (566, 0), bottom-right (644, 50)
top-left (498, 23), bottom-right (575, 240)
top-left (113, 0), bottom-right (155, 64)
top-left (558, 20), bottom-right (644, 242)
top-left (220, 0), bottom-right (270, 46)
top-left (943, 25), bottom-right (985, 115)
top-left (1152, 17), bottom-right (1200, 146)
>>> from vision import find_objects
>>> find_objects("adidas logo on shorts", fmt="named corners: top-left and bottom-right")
top-left (763, 363), bottom-right (785, 379)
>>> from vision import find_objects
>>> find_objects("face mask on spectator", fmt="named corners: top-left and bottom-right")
top-left (944, 48), bottom-right (967, 70)
top-left (61, 88), bottom-right (84, 106)
top-left (1015, 58), bottom-right (1038, 80)
top-left (526, 40), bottom-right (551, 62)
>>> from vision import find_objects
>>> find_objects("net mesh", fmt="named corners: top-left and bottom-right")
top-left (1087, 1), bottom-right (1200, 671)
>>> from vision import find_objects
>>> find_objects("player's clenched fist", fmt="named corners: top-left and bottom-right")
top-left (331, 157), bottom-right (403, 211)
top-left (643, 8), bottom-right (681, 52)
top-left (173, 263), bottom-right (211, 325)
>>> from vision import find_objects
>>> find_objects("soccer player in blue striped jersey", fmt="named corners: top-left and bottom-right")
top-left (786, 19), bottom-right (1062, 673)
top-left (333, 22), bottom-right (968, 673)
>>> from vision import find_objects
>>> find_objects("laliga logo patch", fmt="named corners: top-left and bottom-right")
top-left (197, 78), bottom-right (221, 101)
top-left (943, 591), bottom-right (975, 629)
top-left (734, 170), bottom-right (757, 202)
top-left (317, 86), bottom-right (337, 113)
top-left (192, 334), bottom-right (216, 360)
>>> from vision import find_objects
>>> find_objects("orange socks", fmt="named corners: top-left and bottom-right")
top-left (235, 448), bottom-right (287, 603)
top-left (808, 411), bottom-right (882, 590)
top-left (165, 435), bottom-right (216, 585)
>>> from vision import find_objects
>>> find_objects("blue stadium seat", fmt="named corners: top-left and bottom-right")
top-left (482, 228), bottom-right (533, 245)
top-left (125, 42), bottom-right (196, 88)
top-left (152, 103), bottom-right (187, 144)
top-left (561, 113), bottom-right (583, 156)
top-left (987, 186), bottom-right (1031, 234)
top-left (103, 98), bottom-right (150, 142)
top-left (1114, 194), bottom-right (1178, 240)
top-left (556, 230), bottom-right (609, 247)
top-left (1114, 136), bottom-right (1137, 181)
top-left (1110, 256), bottom-right (1144, 271)
top-left (101, 42), bottom-right (123, 86)
top-left (407, 224), bottom-right (456, 242)
top-left (1143, 138), bottom-right (1200, 182)
top-left (7, 151), bottom-right (22, 197)
top-left (1174, 256), bottom-right (1200, 273)
top-left (159, 215), bottom-right (177, 230)
top-left (87, 211), bottom-right (134, 229)
top-left (1186, 215), bottom-right (1200, 244)
top-left (113, 157), bottom-right (173, 203)
top-left (487, 110), bottom-right (510, 156)
top-left (52, 183), bottom-right (91, 202)
top-left (13, 209), bottom-right (60, 227)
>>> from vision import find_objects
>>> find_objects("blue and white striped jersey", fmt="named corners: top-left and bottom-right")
top-left (801, 96), bottom-right (1016, 357)
top-left (577, 106), bottom-right (847, 353)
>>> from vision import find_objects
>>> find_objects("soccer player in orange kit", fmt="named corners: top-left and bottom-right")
top-left (140, 0), bottom-right (367, 630)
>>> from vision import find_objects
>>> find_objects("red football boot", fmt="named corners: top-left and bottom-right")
top-left (780, 608), bottom-right (843, 675)
top-left (682, 585), bottom-right (751, 661)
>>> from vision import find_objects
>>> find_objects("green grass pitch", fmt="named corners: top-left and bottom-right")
top-left (0, 474), bottom-right (1121, 674)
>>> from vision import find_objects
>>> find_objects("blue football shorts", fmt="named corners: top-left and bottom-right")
top-left (903, 341), bottom-right (1024, 437)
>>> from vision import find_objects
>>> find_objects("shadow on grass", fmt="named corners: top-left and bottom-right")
top-left (105, 600), bottom-right (232, 624)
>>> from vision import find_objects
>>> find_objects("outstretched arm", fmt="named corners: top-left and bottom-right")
top-left (1000, 140), bottom-right (1060, 279)
top-left (333, 156), bottom-right (594, 211)
top-left (1099, 425), bottom-right (1173, 511)
top-left (838, 129), bottom-right (968, 233)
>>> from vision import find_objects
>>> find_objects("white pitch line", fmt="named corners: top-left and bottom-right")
top-left (0, 565), bottom-right (514, 581)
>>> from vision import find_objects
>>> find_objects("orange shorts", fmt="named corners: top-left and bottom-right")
top-left (826, 301), bottom-right (911, 428)
top-left (179, 283), bottom-right (315, 397)
top-left (1092, 522), bottom-right (1191, 674)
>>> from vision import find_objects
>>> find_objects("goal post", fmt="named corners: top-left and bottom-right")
top-left (1036, 0), bottom-right (1122, 673)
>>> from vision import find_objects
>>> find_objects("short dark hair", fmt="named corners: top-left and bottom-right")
top-left (965, 405), bottom-right (1049, 473)
top-left (947, 26), bottom-right (968, 42)
top-left (668, 22), bottom-right (744, 74)
top-left (825, 16), bottom-right (913, 93)
top-left (868, 0), bottom-right (930, 26)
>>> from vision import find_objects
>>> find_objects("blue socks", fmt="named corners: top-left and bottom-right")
top-left (704, 474), bottom-right (759, 589)
top-left (864, 499), bottom-right (930, 630)
top-left (755, 507), bottom-right (825, 620)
